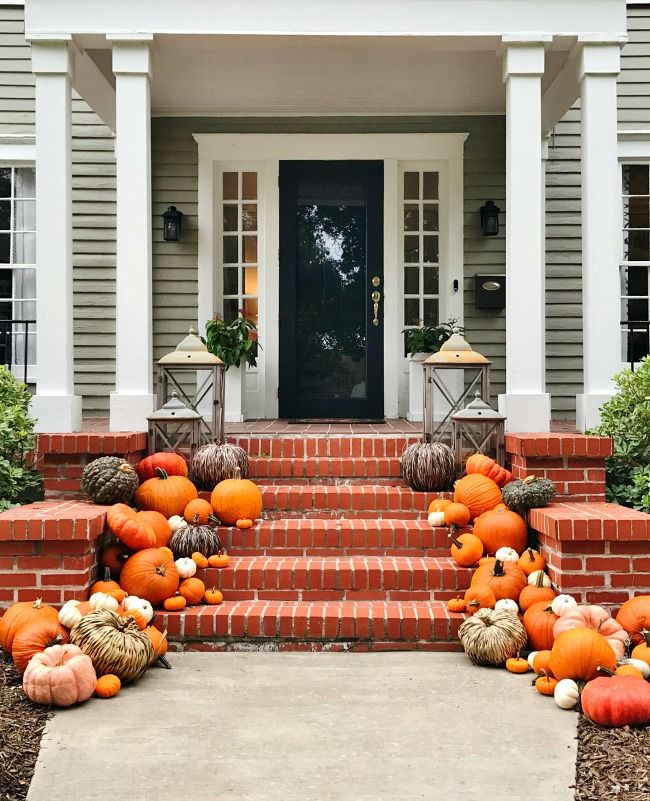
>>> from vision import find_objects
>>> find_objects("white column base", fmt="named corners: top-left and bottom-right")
top-left (406, 354), bottom-right (427, 423)
top-left (225, 367), bottom-right (245, 423)
top-left (576, 392), bottom-right (613, 432)
top-left (109, 393), bottom-right (155, 432)
top-left (498, 393), bottom-right (551, 433)
top-left (30, 394), bottom-right (82, 433)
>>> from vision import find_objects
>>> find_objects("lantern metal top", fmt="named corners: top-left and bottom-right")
top-left (148, 391), bottom-right (203, 422)
top-left (451, 391), bottom-right (505, 421)
top-left (424, 329), bottom-right (491, 365)
top-left (158, 327), bottom-right (224, 366)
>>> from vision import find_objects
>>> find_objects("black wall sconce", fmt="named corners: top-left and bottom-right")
top-left (162, 205), bottom-right (183, 241)
top-left (479, 200), bottom-right (500, 236)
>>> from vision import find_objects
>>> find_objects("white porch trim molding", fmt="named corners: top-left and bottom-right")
top-left (29, 38), bottom-right (82, 433)
top-left (576, 41), bottom-right (622, 432)
top-left (194, 133), bottom-right (467, 421)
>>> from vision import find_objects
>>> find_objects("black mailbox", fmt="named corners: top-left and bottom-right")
top-left (475, 274), bottom-right (506, 310)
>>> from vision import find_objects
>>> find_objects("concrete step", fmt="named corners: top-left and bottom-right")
top-left (229, 436), bottom-right (419, 459)
top-left (157, 599), bottom-right (465, 650)
top-left (196, 555), bottom-right (471, 602)
top-left (222, 518), bottom-right (451, 557)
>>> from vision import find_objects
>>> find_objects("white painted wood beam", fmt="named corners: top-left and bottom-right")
top-left (71, 44), bottom-right (116, 132)
top-left (541, 43), bottom-right (581, 136)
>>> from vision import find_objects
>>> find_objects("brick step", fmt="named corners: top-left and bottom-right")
top-left (193, 555), bottom-right (471, 601)
top-left (228, 436), bottom-right (419, 458)
top-left (221, 518), bottom-right (451, 556)
top-left (157, 599), bottom-right (465, 647)
top-left (255, 485), bottom-right (447, 517)
top-left (248, 456), bottom-right (402, 481)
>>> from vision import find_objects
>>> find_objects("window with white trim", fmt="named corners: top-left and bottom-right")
top-left (0, 166), bottom-right (36, 379)
top-left (621, 163), bottom-right (650, 364)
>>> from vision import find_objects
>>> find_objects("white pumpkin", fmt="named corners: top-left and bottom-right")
top-left (168, 515), bottom-right (187, 532)
top-left (58, 600), bottom-right (82, 629)
top-left (551, 594), bottom-right (578, 617)
top-left (89, 592), bottom-right (119, 612)
top-left (495, 547), bottom-right (519, 564)
top-left (554, 678), bottom-right (580, 710)
top-left (618, 658), bottom-right (650, 679)
top-left (122, 595), bottom-right (154, 623)
top-left (494, 598), bottom-right (519, 613)
top-left (527, 570), bottom-right (552, 588)
top-left (175, 557), bottom-right (197, 579)
top-left (428, 511), bottom-right (446, 527)
top-left (527, 651), bottom-right (539, 670)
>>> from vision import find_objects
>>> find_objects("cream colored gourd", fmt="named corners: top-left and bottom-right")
top-left (527, 651), bottom-right (539, 670)
top-left (122, 595), bottom-right (154, 624)
top-left (58, 600), bottom-right (83, 629)
top-left (495, 547), bottom-right (519, 564)
top-left (174, 557), bottom-right (197, 579)
top-left (494, 598), bottom-right (519, 613)
top-left (89, 592), bottom-right (119, 612)
top-left (618, 658), bottom-right (650, 679)
top-left (168, 515), bottom-right (187, 533)
top-left (427, 511), bottom-right (446, 527)
top-left (527, 570), bottom-right (552, 588)
top-left (553, 678), bottom-right (580, 710)
top-left (551, 594), bottom-right (578, 616)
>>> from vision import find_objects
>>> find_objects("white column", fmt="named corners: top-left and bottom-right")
top-left (498, 41), bottom-right (551, 432)
top-left (109, 38), bottom-right (156, 431)
top-left (576, 42), bottom-right (621, 432)
top-left (29, 40), bottom-right (82, 433)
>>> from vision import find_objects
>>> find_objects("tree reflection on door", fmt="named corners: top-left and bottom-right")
top-left (295, 202), bottom-right (367, 400)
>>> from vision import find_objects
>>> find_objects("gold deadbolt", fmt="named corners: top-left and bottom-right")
top-left (371, 276), bottom-right (381, 287)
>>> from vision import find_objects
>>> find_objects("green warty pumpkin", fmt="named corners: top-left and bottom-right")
top-left (81, 456), bottom-right (140, 504)
top-left (501, 475), bottom-right (557, 513)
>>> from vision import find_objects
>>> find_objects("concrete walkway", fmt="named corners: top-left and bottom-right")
top-left (27, 653), bottom-right (577, 801)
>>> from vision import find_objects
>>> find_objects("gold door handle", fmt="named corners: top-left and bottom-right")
top-left (371, 290), bottom-right (381, 326)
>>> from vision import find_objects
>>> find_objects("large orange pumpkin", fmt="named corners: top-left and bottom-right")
top-left (11, 619), bottom-right (70, 673)
top-left (119, 548), bottom-right (180, 607)
top-left (615, 595), bottom-right (650, 646)
top-left (453, 474), bottom-right (502, 521)
top-left (135, 511), bottom-right (172, 548)
top-left (135, 468), bottom-right (198, 518)
top-left (211, 468), bottom-right (262, 526)
top-left (522, 601), bottom-right (559, 651)
top-left (472, 506), bottom-right (528, 554)
top-left (470, 559), bottom-right (527, 602)
top-left (136, 452), bottom-right (188, 482)
top-left (106, 504), bottom-right (156, 551)
top-left (518, 570), bottom-right (556, 612)
top-left (549, 627), bottom-right (617, 681)
top-left (100, 542), bottom-right (132, 576)
top-left (553, 604), bottom-right (628, 660)
top-left (465, 453), bottom-right (513, 488)
top-left (0, 599), bottom-right (59, 654)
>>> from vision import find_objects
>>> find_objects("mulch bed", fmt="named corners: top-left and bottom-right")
top-left (0, 652), bottom-right (50, 801)
top-left (574, 714), bottom-right (650, 800)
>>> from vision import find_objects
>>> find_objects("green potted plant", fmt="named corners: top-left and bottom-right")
top-left (403, 319), bottom-right (462, 422)
top-left (205, 314), bottom-right (259, 422)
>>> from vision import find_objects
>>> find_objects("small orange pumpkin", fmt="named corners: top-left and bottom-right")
top-left (463, 584), bottom-right (496, 615)
top-left (517, 547), bottom-right (546, 576)
top-left (179, 577), bottom-right (206, 606)
top-left (505, 657), bottom-right (529, 674)
top-left (183, 498), bottom-right (215, 525)
top-left (428, 499), bottom-right (452, 514)
top-left (447, 597), bottom-right (467, 613)
top-left (449, 532), bottom-right (483, 567)
top-left (236, 518), bottom-right (254, 529)
top-left (95, 674), bottom-right (121, 698)
top-left (163, 595), bottom-right (187, 612)
top-left (204, 587), bottom-right (224, 605)
top-left (208, 552), bottom-right (230, 569)
top-left (532, 649), bottom-right (554, 677)
top-left (191, 552), bottom-right (209, 569)
top-left (444, 502), bottom-right (471, 528)
top-left (89, 568), bottom-right (127, 603)
top-left (535, 672), bottom-right (558, 696)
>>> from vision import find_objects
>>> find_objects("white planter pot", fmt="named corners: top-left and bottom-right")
top-left (407, 353), bottom-right (430, 422)
top-left (225, 365), bottom-right (245, 423)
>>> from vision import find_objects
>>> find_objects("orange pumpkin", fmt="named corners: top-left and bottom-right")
top-left (428, 499), bottom-right (452, 514)
top-left (472, 507), bottom-right (528, 555)
top-left (95, 674), bottom-right (121, 698)
top-left (106, 504), bottom-right (156, 552)
top-left (208, 552), bottom-right (229, 569)
top-left (100, 542), bottom-right (131, 576)
top-left (12, 619), bottom-right (70, 673)
top-left (163, 595), bottom-right (186, 611)
top-left (159, 546), bottom-right (174, 560)
top-left (535, 673), bottom-right (558, 696)
top-left (631, 637), bottom-right (650, 667)
top-left (135, 468), bottom-right (198, 518)
top-left (90, 568), bottom-right (127, 603)
top-left (203, 587), bottom-right (224, 605)
top-left (449, 532), bottom-right (483, 567)
top-left (236, 518), bottom-right (254, 529)
top-left (532, 649), bottom-right (554, 677)
top-left (447, 597), bottom-right (467, 613)
top-left (550, 627), bottom-right (617, 681)
top-left (453, 474), bottom-right (502, 520)
top-left (192, 552), bottom-right (209, 569)
top-left (135, 511), bottom-right (173, 548)
top-left (179, 577), bottom-right (206, 606)
top-left (443, 503), bottom-right (471, 528)
top-left (522, 601), bottom-right (559, 651)
top-left (465, 453), bottom-right (513, 488)
top-left (517, 547), bottom-right (546, 576)
top-left (183, 498), bottom-right (215, 525)
top-left (615, 595), bottom-right (650, 646)
top-left (119, 548), bottom-right (180, 607)
top-left (470, 559), bottom-right (527, 602)
top-left (0, 599), bottom-right (59, 654)
top-left (210, 469), bottom-right (262, 526)
top-left (518, 570), bottom-right (556, 613)
top-left (136, 451), bottom-right (188, 482)
top-left (463, 584), bottom-right (496, 615)
top-left (120, 608), bottom-right (147, 631)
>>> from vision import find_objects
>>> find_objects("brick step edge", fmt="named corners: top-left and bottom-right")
top-left (249, 457), bottom-right (402, 480)
top-left (228, 436), bottom-right (419, 458)
top-left (156, 600), bottom-right (464, 642)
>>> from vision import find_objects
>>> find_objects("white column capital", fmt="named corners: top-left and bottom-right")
top-left (501, 40), bottom-right (546, 81)
top-left (30, 38), bottom-right (73, 76)
top-left (109, 36), bottom-right (153, 76)
top-left (578, 41), bottom-right (621, 79)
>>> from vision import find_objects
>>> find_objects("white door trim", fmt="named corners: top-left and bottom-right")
top-left (194, 132), bottom-right (468, 419)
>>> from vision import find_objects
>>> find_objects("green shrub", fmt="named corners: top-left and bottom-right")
top-left (592, 357), bottom-right (650, 511)
top-left (0, 366), bottom-right (43, 510)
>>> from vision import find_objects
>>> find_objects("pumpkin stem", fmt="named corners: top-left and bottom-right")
top-left (526, 548), bottom-right (536, 563)
top-left (208, 514), bottom-right (221, 527)
top-left (535, 571), bottom-right (545, 588)
top-left (32, 598), bottom-right (44, 609)
top-left (492, 559), bottom-right (506, 577)
top-left (233, 467), bottom-right (241, 480)
top-left (596, 665), bottom-right (616, 677)
top-left (641, 629), bottom-right (650, 647)
top-left (155, 467), bottom-right (169, 480)
top-left (522, 475), bottom-right (538, 485)
top-left (449, 534), bottom-right (463, 550)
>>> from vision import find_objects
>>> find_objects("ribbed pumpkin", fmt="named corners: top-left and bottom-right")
top-left (0, 599), bottom-right (59, 654)
top-left (106, 504), bottom-right (156, 551)
top-left (472, 506), bottom-right (528, 554)
top-left (470, 559), bottom-right (527, 602)
top-left (81, 456), bottom-right (139, 505)
top-left (22, 643), bottom-right (97, 707)
top-left (615, 595), bottom-right (650, 646)
top-left (135, 510), bottom-right (172, 548)
top-left (518, 569), bottom-right (556, 612)
top-left (168, 522), bottom-right (223, 560)
top-left (12, 618), bottom-right (70, 673)
top-left (135, 468), bottom-right (198, 518)
top-left (465, 453), bottom-right (513, 488)
top-left (549, 627), bottom-right (617, 682)
top-left (581, 675), bottom-right (650, 727)
top-left (453, 474), bottom-right (502, 520)
top-left (517, 547), bottom-right (546, 576)
top-left (522, 601), bottom-right (559, 651)
top-left (119, 548), bottom-right (180, 606)
top-left (458, 608), bottom-right (527, 667)
top-left (211, 468), bottom-right (262, 526)
top-left (136, 451), bottom-right (188, 482)
top-left (190, 442), bottom-right (250, 490)
top-left (553, 604), bottom-right (628, 660)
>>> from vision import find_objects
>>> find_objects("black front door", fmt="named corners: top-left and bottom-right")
top-left (279, 160), bottom-right (384, 419)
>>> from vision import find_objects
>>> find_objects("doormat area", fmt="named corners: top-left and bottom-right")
top-left (287, 419), bottom-right (387, 425)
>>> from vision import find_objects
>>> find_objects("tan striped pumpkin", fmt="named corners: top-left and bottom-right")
top-left (69, 610), bottom-right (153, 683)
top-left (458, 607), bottom-right (527, 667)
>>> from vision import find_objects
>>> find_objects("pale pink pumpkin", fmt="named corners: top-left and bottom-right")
top-left (552, 604), bottom-right (629, 660)
top-left (22, 643), bottom-right (97, 707)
